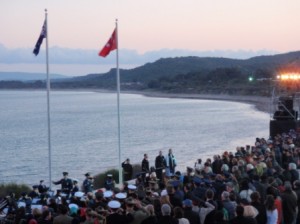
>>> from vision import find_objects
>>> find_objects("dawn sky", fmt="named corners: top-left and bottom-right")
top-left (0, 0), bottom-right (300, 76)
top-left (1, 0), bottom-right (299, 52)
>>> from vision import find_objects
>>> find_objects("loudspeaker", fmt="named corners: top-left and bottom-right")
top-left (270, 120), bottom-right (300, 137)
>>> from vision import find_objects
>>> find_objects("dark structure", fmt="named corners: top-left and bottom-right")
top-left (270, 77), bottom-right (300, 137)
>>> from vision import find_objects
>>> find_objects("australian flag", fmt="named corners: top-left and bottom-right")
top-left (33, 20), bottom-right (46, 56)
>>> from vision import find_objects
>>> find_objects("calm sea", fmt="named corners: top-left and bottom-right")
top-left (0, 90), bottom-right (269, 186)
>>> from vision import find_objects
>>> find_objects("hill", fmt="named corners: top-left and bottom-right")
top-left (1, 51), bottom-right (300, 95)
top-left (0, 72), bottom-right (69, 81)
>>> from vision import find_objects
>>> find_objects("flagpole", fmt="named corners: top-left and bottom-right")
top-left (115, 19), bottom-right (123, 185)
top-left (45, 9), bottom-right (52, 190)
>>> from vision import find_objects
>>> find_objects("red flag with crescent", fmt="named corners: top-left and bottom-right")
top-left (99, 29), bottom-right (117, 57)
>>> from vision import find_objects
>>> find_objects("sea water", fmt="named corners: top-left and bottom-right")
top-left (0, 90), bottom-right (269, 186)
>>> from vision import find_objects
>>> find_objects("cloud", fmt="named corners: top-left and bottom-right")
top-left (0, 43), bottom-right (278, 65)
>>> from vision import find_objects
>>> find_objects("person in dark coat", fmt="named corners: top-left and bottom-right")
top-left (141, 154), bottom-right (150, 183)
top-left (155, 151), bottom-right (166, 182)
top-left (122, 158), bottom-right (133, 181)
top-left (204, 189), bottom-right (218, 224)
top-left (157, 204), bottom-right (178, 224)
top-left (288, 163), bottom-right (299, 187)
top-left (293, 180), bottom-right (300, 224)
top-left (141, 204), bottom-right (158, 224)
top-left (182, 199), bottom-right (200, 224)
top-left (167, 184), bottom-right (182, 208)
top-left (231, 205), bottom-right (257, 224)
top-left (83, 172), bottom-right (94, 194)
top-left (281, 181), bottom-right (298, 224)
top-left (106, 200), bottom-right (134, 224)
top-left (52, 172), bottom-right (73, 197)
top-left (104, 174), bottom-right (115, 190)
top-left (38, 180), bottom-right (48, 195)
top-left (250, 191), bottom-right (267, 224)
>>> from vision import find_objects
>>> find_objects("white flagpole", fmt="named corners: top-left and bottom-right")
top-left (115, 19), bottom-right (123, 185)
top-left (45, 9), bottom-right (52, 190)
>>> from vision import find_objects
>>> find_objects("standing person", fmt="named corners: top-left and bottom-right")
top-left (122, 158), bottom-right (133, 181)
top-left (53, 205), bottom-right (73, 224)
top-left (155, 151), bottom-right (166, 181)
top-left (265, 195), bottom-right (278, 224)
top-left (83, 173), bottom-right (94, 194)
top-left (142, 154), bottom-right (150, 183)
top-left (38, 180), bottom-right (48, 195)
top-left (281, 181), bottom-right (297, 224)
top-left (52, 172), bottom-right (73, 198)
top-left (104, 174), bottom-right (115, 190)
top-left (165, 148), bottom-right (177, 176)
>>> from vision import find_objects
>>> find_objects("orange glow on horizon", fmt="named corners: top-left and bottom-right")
top-left (277, 73), bottom-right (300, 81)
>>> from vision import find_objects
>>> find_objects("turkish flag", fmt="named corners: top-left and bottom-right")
top-left (99, 29), bottom-right (117, 57)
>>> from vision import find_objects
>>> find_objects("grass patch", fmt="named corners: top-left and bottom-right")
top-left (0, 183), bottom-right (31, 198)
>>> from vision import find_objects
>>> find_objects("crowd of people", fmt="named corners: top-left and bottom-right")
top-left (1, 130), bottom-right (300, 224)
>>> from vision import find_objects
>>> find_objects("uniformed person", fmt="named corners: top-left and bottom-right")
top-left (52, 172), bottom-right (73, 197)
top-left (141, 154), bottom-right (150, 183)
top-left (104, 174), bottom-right (115, 190)
top-left (122, 158), bottom-right (133, 181)
top-left (38, 180), bottom-right (48, 195)
top-left (83, 172), bottom-right (94, 194)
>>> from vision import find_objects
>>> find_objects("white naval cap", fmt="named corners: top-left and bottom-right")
top-left (104, 190), bottom-right (113, 198)
top-left (128, 184), bottom-right (137, 190)
top-left (108, 200), bottom-right (121, 209)
top-left (115, 192), bottom-right (127, 199)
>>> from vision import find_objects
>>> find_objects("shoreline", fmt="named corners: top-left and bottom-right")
top-left (122, 90), bottom-right (271, 114)
top-left (0, 89), bottom-right (271, 114)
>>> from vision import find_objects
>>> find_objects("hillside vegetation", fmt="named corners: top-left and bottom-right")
top-left (1, 51), bottom-right (300, 96)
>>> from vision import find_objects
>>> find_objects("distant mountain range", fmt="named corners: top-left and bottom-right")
top-left (1, 51), bottom-right (300, 96)
top-left (65, 50), bottom-right (300, 84)
top-left (0, 72), bottom-right (68, 81)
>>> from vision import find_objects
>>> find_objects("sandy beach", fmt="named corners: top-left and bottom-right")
top-left (125, 91), bottom-right (271, 114)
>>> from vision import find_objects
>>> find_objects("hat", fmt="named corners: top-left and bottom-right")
top-left (183, 199), bottom-right (192, 207)
top-left (108, 200), bottom-right (121, 209)
top-left (115, 192), bottom-right (127, 199)
top-left (32, 185), bottom-right (38, 189)
top-left (104, 191), bottom-right (113, 198)
top-left (107, 174), bottom-right (113, 177)
top-left (63, 172), bottom-right (68, 176)
top-left (74, 191), bottom-right (84, 198)
top-left (85, 172), bottom-right (91, 177)
top-left (40, 180), bottom-right (44, 183)
top-left (128, 184), bottom-right (137, 190)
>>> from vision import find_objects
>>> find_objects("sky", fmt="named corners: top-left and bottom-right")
top-left (0, 0), bottom-right (300, 76)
